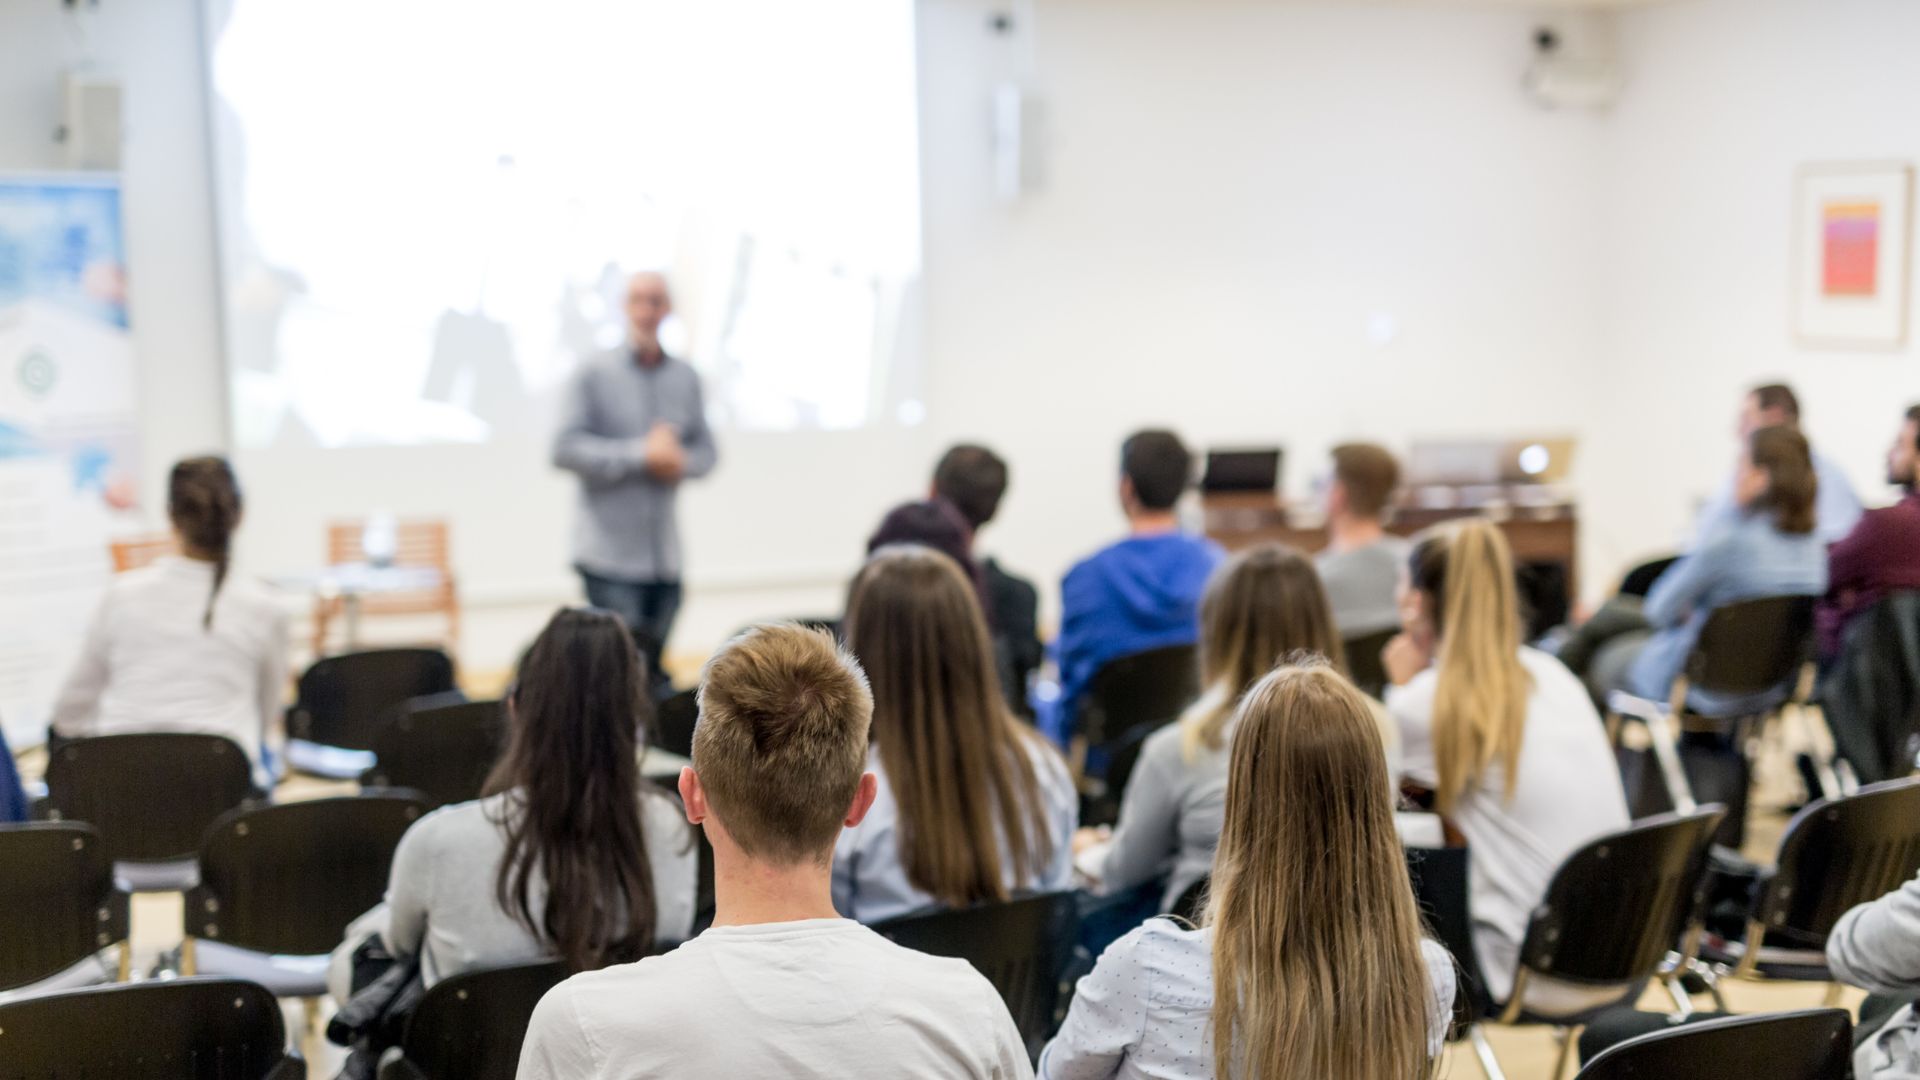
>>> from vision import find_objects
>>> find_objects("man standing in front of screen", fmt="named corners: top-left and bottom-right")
top-left (553, 271), bottom-right (717, 690)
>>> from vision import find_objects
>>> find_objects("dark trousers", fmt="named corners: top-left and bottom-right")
top-left (579, 570), bottom-right (682, 690)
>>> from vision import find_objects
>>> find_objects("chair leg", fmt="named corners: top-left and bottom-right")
top-left (303, 996), bottom-right (323, 1040)
top-left (116, 942), bottom-right (131, 982)
top-left (1823, 982), bottom-right (1845, 1008)
top-left (1662, 976), bottom-right (1696, 1018)
top-left (1554, 1025), bottom-right (1585, 1080)
top-left (1468, 1025), bottom-right (1509, 1080)
top-left (179, 937), bottom-right (198, 977)
top-left (1646, 709), bottom-right (1698, 813)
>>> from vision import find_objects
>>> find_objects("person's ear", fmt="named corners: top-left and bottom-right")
top-left (678, 766), bottom-right (707, 826)
top-left (844, 772), bottom-right (880, 828)
top-left (1119, 475), bottom-right (1138, 511)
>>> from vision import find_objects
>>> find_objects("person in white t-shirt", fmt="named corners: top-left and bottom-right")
top-left (49, 456), bottom-right (288, 779)
top-left (1039, 660), bottom-right (1453, 1079)
top-left (518, 623), bottom-right (1032, 1080)
top-left (1383, 519), bottom-right (1630, 1011)
top-left (834, 545), bottom-right (1076, 924)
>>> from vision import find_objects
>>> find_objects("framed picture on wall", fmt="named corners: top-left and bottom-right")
top-left (1793, 161), bottom-right (1914, 349)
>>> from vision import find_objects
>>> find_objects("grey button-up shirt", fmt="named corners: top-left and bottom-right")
top-left (552, 349), bottom-right (718, 582)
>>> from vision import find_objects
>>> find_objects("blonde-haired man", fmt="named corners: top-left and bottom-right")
top-left (518, 624), bottom-right (1032, 1079)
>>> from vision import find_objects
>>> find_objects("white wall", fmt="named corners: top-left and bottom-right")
top-left (1588, 0), bottom-right (1920, 578)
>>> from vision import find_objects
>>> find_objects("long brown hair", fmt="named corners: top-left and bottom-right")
top-left (1748, 424), bottom-right (1818, 535)
top-left (844, 545), bottom-right (1056, 907)
top-left (168, 456), bottom-right (242, 629)
top-left (1207, 660), bottom-right (1434, 1078)
top-left (1181, 544), bottom-right (1345, 759)
top-left (1406, 519), bottom-right (1531, 813)
top-left (484, 607), bottom-right (657, 972)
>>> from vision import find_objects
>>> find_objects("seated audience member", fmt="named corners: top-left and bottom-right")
top-left (1828, 868), bottom-right (1920, 1079)
top-left (1694, 382), bottom-right (1861, 545)
top-left (934, 443), bottom-right (1044, 717)
top-left (1586, 425), bottom-right (1827, 714)
top-left (48, 457), bottom-right (288, 781)
top-left (1049, 429), bottom-right (1223, 744)
top-left (518, 624), bottom-right (1030, 1079)
top-left (1315, 442), bottom-right (1410, 638)
top-left (1385, 519), bottom-right (1629, 1007)
top-left (835, 546), bottom-right (1076, 923)
top-left (0, 723), bottom-right (24, 824)
top-left (1819, 405), bottom-right (1920, 661)
top-left (1039, 661), bottom-right (1453, 1079)
top-left (331, 608), bottom-right (697, 1001)
top-left (867, 498), bottom-right (987, 610)
top-left (1084, 543), bottom-right (1398, 912)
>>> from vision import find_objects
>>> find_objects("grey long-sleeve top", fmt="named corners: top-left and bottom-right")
top-left (1830, 870), bottom-right (1920, 1079)
top-left (552, 349), bottom-right (717, 581)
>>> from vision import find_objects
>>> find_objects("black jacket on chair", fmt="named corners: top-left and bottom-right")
top-left (1821, 590), bottom-right (1920, 783)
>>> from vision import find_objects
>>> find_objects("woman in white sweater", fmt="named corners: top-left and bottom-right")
top-left (1040, 661), bottom-right (1453, 1080)
top-left (1084, 542), bottom-right (1396, 912)
top-left (49, 457), bottom-right (288, 780)
top-left (1383, 519), bottom-right (1629, 1008)
top-left (332, 607), bottom-right (697, 998)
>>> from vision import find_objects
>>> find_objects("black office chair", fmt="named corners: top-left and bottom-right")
top-left (1821, 589), bottom-right (1920, 784)
top-left (37, 732), bottom-right (257, 891)
top-left (1617, 555), bottom-right (1681, 600)
top-left (183, 794), bottom-right (426, 1000)
top-left (1468, 807), bottom-right (1727, 1080)
top-left (0, 823), bottom-right (131, 993)
top-left (1343, 628), bottom-right (1399, 700)
top-left (1699, 777), bottom-right (1920, 1000)
top-left (0, 977), bottom-right (305, 1078)
top-left (287, 647), bottom-right (458, 777)
top-left (1076, 644), bottom-right (1199, 825)
top-left (1608, 595), bottom-right (1815, 842)
top-left (362, 698), bottom-right (506, 809)
top-left (1405, 844), bottom-right (1494, 1037)
top-left (1170, 874), bottom-right (1209, 925)
top-left (653, 688), bottom-right (699, 760)
top-left (1574, 1008), bottom-right (1851, 1080)
top-left (876, 891), bottom-right (1080, 1060)
top-left (379, 960), bottom-right (569, 1080)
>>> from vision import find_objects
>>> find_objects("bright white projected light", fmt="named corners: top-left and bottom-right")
top-left (205, 0), bottom-right (922, 448)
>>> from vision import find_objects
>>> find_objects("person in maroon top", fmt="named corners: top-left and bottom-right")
top-left (1820, 405), bottom-right (1920, 660)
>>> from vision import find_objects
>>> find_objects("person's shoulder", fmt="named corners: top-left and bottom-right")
top-left (405, 792), bottom-right (509, 846)
top-left (1518, 646), bottom-right (1587, 696)
top-left (1105, 917), bottom-right (1208, 984)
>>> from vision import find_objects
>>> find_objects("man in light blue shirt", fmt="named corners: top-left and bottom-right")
top-left (552, 273), bottom-right (717, 686)
top-left (1692, 382), bottom-right (1861, 546)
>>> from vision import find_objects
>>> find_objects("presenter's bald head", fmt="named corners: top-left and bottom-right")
top-left (626, 272), bottom-right (672, 352)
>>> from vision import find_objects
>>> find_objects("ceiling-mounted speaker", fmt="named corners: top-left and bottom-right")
top-left (62, 70), bottom-right (124, 170)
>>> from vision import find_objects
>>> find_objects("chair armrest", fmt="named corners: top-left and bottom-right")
top-left (1606, 691), bottom-right (1667, 725)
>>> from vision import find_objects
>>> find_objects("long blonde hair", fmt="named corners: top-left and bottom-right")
top-left (1406, 519), bottom-right (1532, 813)
top-left (1180, 544), bottom-right (1345, 760)
top-left (844, 545), bottom-right (1057, 907)
top-left (1207, 661), bottom-right (1434, 1079)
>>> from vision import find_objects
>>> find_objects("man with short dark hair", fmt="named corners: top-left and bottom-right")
top-left (1694, 381), bottom-right (1862, 545)
top-left (518, 625), bottom-right (1030, 1079)
top-left (1044, 430), bottom-right (1222, 745)
top-left (932, 444), bottom-right (1042, 717)
top-left (1316, 442), bottom-right (1409, 637)
top-left (1819, 405), bottom-right (1920, 660)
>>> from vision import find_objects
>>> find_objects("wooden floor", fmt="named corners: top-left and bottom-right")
top-left (48, 693), bottom-right (1862, 1079)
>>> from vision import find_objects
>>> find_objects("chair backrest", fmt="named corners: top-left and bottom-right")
top-left (391, 961), bottom-right (569, 1079)
top-left (1617, 555), bottom-right (1680, 599)
top-left (1343, 628), bottom-right (1399, 700)
top-left (1686, 595), bottom-right (1815, 700)
top-left (1758, 777), bottom-right (1920, 947)
top-left (289, 648), bottom-right (458, 752)
top-left (327, 518), bottom-right (450, 570)
top-left (364, 698), bottom-right (506, 809)
top-left (1574, 1008), bottom-right (1851, 1080)
top-left (41, 733), bottom-right (256, 864)
top-left (875, 891), bottom-right (1079, 1058)
top-left (1405, 845), bottom-right (1491, 1028)
top-left (1518, 807), bottom-right (1725, 986)
top-left (653, 689), bottom-right (698, 760)
top-left (187, 795), bottom-right (426, 956)
top-left (1823, 589), bottom-right (1920, 784)
top-left (0, 823), bottom-right (129, 992)
top-left (1080, 643), bottom-right (1200, 750)
top-left (109, 532), bottom-right (177, 573)
top-left (1170, 874), bottom-right (1210, 925)
top-left (0, 978), bottom-right (304, 1079)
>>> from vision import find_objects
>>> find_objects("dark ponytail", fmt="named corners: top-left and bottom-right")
top-left (168, 456), bottom-right (242, 629)
top-left (485, 607), bottom-right (657, 972)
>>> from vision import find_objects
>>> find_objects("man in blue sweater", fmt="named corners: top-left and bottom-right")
top-left (1043, 429), bottom-right (1222, 746)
